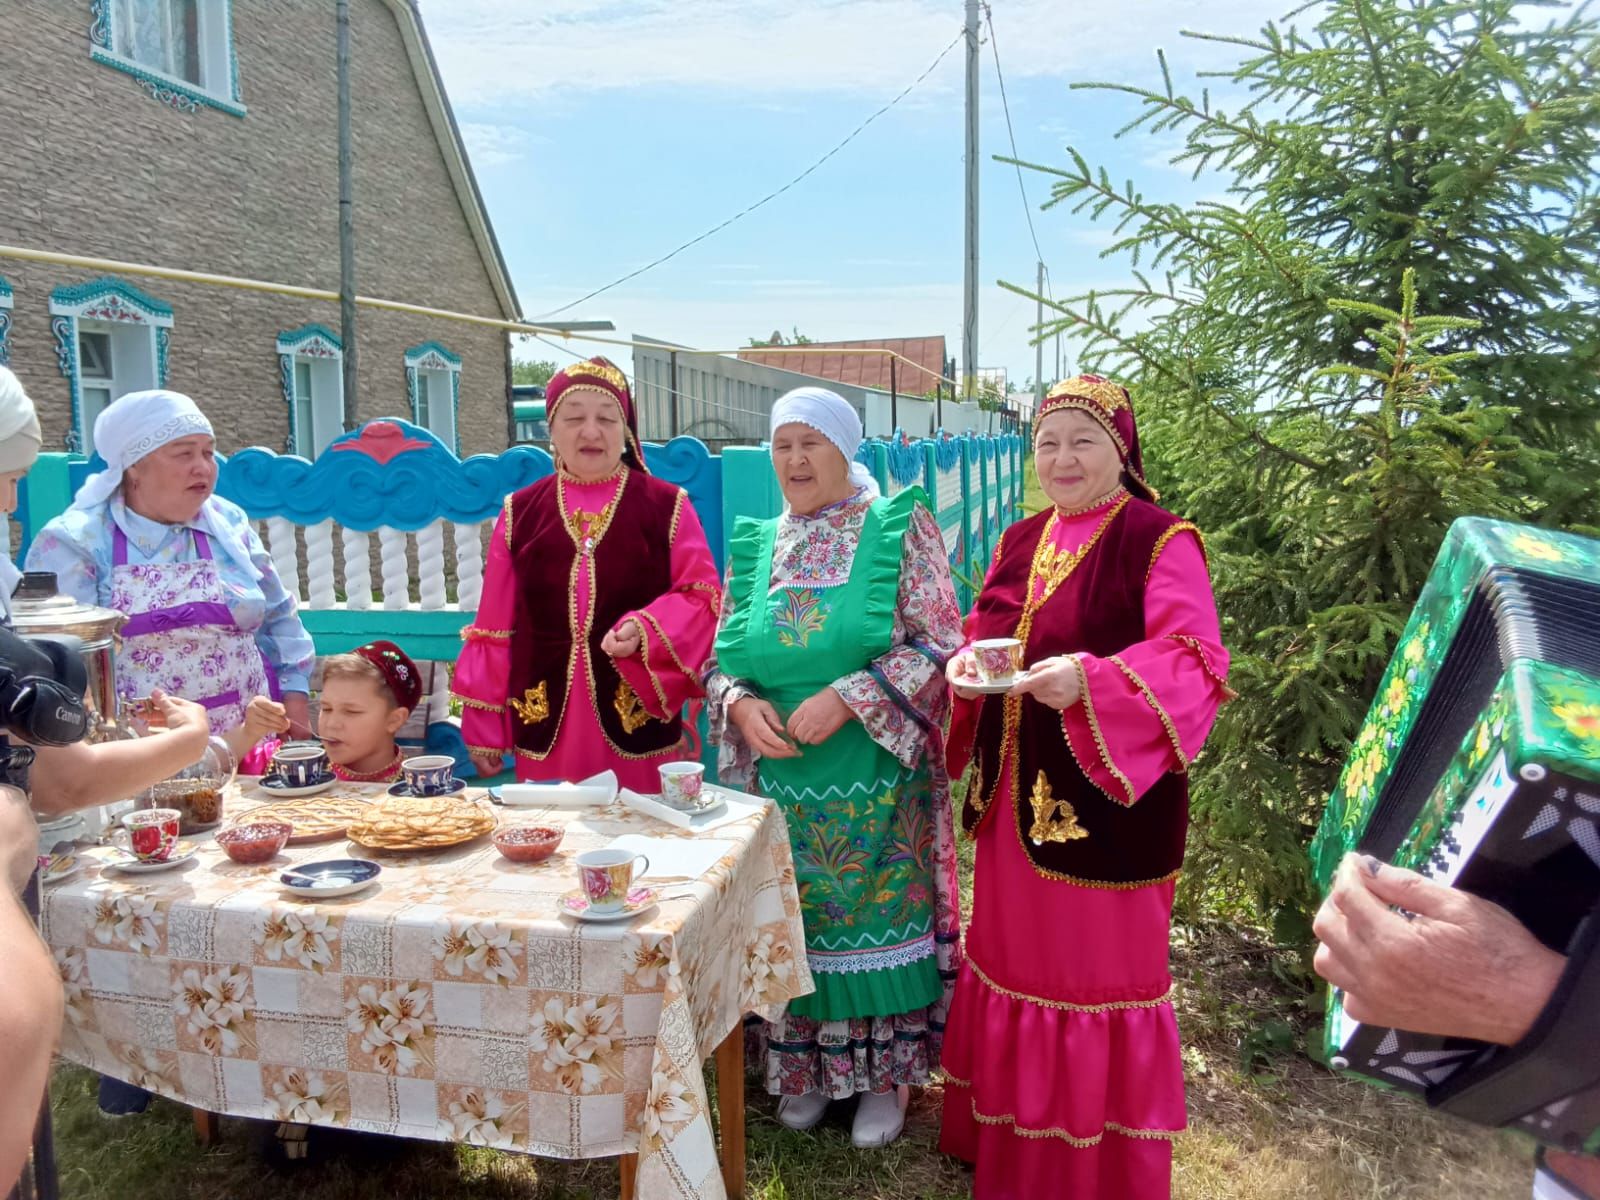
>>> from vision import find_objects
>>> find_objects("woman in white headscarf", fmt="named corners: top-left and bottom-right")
top-left (0, 367), bottom-right (214, 1181)
top-left (25, 390), bottom-right (315, 739)
top-left (703, 387), bottom-right (964, 1148)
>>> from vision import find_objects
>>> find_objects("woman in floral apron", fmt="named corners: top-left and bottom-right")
top-left (27, 390), bottom-right (314, 739)
top-left (0, 367), bottom-right (213, 1190)
top-left (704, 387), bottom-right (964, 1149)
top-left (26, 389), bottom-right (315, 1116)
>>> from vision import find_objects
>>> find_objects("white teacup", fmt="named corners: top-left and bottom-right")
top-left (658, 762), bottom-right (707, 811)
top-left (577, 847), bottom-right (651, 913)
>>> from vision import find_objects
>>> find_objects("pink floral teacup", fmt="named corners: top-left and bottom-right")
top-left (972, 638), bottom-right (1024, 684)
top-left (577, 848), bottom-right (651, 914)
top-left (658, 762), bottom-right (707, 811)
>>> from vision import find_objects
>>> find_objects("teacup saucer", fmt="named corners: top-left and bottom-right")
top-left (559, 886), bottom-right (659, 922)
top-left (656, 792), bottom-right (727, 819)
top-left (103, 842), bottom-right (199, 873)
top-left (280, 858), bottom-right (381, 899)
top-left (386, 779), bottom-right (468, 798)
top-left (965, 676), bottom-right (1022, 694)
top-left (260, 773), bottom-right (337, 798)
top-left (39, 853), bottom-right (82, 886)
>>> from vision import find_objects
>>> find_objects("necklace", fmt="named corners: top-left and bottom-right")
top-left (332, 749), bottom-right (403, 783)
top-left (557, 470), bottom-right (626, 555)
top-left (1016, 494), bottom-right (1130, 643)
top-left (1053, 484), bottom-right (1128, 518)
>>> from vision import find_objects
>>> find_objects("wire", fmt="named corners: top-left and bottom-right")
top-left (984, 2), bottom-right (1044, 266)
top-left (536, 27), bottom-right (968, 319)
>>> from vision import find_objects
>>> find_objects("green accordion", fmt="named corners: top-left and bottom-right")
top-left (1311, 517), bottom-right (1600, 1152)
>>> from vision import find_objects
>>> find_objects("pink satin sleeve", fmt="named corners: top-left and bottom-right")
top-left (452, 507), bottom-right (515, 753)
top-left (1060, 529), bottom-right (1231, 804)
top-left (612, 499), bottom-right (723, 721)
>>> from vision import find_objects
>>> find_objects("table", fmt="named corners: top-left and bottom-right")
top-left (40, 781), bottom-right (813, 1199)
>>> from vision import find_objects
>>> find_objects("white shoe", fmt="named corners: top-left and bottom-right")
top-left (851, 1087), bottom-right (908, 1148)
top-left (776, 1090), bottom-right (829, 1131)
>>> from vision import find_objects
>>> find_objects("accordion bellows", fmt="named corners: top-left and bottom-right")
top-left (1312, 517), bottom-right (1600, 1151)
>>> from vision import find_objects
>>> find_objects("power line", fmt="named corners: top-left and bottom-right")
top-left (983, 2), bottom-right (1044, 265)
top-left (536, 28), bottom-right (968, 320)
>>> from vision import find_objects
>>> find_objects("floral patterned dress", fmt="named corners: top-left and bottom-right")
top-left (705, 486), bottom-right (964, 1098)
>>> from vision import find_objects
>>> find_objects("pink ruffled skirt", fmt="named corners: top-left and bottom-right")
top-left (939, 783), bottom-right (1185, 1199)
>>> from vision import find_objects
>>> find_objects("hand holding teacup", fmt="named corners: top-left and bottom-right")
top-left (1007, 654), bottom-right (1084, 711)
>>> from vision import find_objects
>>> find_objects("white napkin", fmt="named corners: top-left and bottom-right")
top-left (500, 770), bottom-right (617, 809)
top-left (618, 787), bottom-right (693, 829)
top-left (607, 833), bottom-right (739, 882)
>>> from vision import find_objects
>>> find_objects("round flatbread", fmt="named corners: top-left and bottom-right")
top-left (346, 795), bottom-right (496, 851)
top-left (232, 794), bottom-right (376, 844)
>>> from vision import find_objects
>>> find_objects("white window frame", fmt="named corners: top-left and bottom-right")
top-left (89, 0), bottom-right (245, 117)
top-left (0, 277), bottom-right (12, 366)
top-left (50, 277), bottom-right (173, 454)
top-left (404, 342), bottom-right (462, 454)
top-left (276, 325), bottom-right (345, 459)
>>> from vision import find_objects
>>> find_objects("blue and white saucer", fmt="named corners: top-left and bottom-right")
top-left (259, 772), bottom-right (337, 798)
top-left (386, 780), bottom-right (468, 798)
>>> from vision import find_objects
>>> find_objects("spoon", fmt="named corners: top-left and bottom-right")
top-left (279, 869), bottom-right (342, 887)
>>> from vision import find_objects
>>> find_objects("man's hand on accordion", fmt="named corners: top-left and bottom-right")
top-left (1313, 852), bottom-right (1567, 1047)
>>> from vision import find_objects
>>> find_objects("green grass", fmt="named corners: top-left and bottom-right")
top-left (46, 458), bottom-right (1534, 1198)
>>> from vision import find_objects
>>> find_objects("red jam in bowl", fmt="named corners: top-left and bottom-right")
top-left (492, 825), bottom-right (563, 863)
top-left (216, 821), bottom-right (293, 864)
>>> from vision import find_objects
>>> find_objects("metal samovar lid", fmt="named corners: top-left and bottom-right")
top-left (8, 572), bottom-right (127, 642)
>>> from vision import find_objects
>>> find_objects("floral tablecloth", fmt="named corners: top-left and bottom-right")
top-left (41, 781), bottom-right (812, 1200)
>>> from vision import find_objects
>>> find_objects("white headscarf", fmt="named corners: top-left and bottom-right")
top-left (769, 386), bottom-right (881, 501)
top-left (72, 389), bottom-right (214, 511)
top-left (0, 365), bottom-right (43, 475)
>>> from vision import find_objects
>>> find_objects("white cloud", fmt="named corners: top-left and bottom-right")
top-left (458, 121), bottom-right (543, 167)
top-left (421, 0), bottom-right (1302, 103)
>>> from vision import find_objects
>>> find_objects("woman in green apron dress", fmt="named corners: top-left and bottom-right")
top-left (705, 388), bottom-right (964, 1148)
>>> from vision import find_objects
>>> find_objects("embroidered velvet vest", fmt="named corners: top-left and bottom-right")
top-left (960, 497), bottom-right (1191, 886)
top-left (506, 471), bottom-right (683, 760)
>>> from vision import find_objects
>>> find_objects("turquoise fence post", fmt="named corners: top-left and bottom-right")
top-left (718, 445), bottom-right (782, 563)
top-left (14, 453), bottom-right (79, 560)
top-left (960, 436), bottom-right (980, 601)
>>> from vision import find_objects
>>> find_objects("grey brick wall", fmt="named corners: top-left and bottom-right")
top-left (0, 0), bottom-right (513, 458)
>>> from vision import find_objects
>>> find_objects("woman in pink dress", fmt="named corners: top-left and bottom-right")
top-left (453, 357), bottom-right (720, 790)
top-left (939, 375), bottom-right (1232, 1199)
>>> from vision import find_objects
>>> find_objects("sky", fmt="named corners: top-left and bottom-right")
top-left (420, 0), bottom-right (1300, 392)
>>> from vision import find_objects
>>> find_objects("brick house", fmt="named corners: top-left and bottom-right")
top-left (0, 0), bottom-right (519, 459)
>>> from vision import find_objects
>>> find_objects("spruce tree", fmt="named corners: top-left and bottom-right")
top-left (1012, 0), bottom-right (1600, 938)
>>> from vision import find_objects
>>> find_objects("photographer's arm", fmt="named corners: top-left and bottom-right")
top-left (28, 693), bottom-right (210, 818)
top-left (0, 795), bottom-right (61, 1194)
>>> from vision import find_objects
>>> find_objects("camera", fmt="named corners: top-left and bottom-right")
top-left (0, 626), bottom-right (91, 763)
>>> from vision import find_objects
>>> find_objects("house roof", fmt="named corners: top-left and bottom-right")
top-left (383, 0), bottom-right (520, 321)
top-left (738, 336), bottom-right (949, 396)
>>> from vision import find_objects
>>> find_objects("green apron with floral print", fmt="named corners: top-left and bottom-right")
top-left (716, 488), bottom-right (942, 1020)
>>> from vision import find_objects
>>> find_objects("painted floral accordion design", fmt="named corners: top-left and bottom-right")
top-left (1311, 517), bottom-right (1600, 1152)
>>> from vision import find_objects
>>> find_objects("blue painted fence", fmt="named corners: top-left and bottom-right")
top-left (13, 419), bottom-right (1027, 648)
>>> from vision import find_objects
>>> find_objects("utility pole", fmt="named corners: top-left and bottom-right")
top-left (962, 0), bottom-right (980, 404)
top-left (337, 0), bottom-right (359, 430)
top-left (1055, 330), bottom-right (1062, 386)
top-left (1034, 260), bottom-right (1044, 411)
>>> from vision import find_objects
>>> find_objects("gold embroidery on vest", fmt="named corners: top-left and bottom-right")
top-left (966, 752), bottom-right (988, 816)
top-left (1028, 770), bottom-right (1089, 845)
top-left (614, 679), bottom-right (653, 734)
top-left (510, 682), bottom-right (550, 725)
